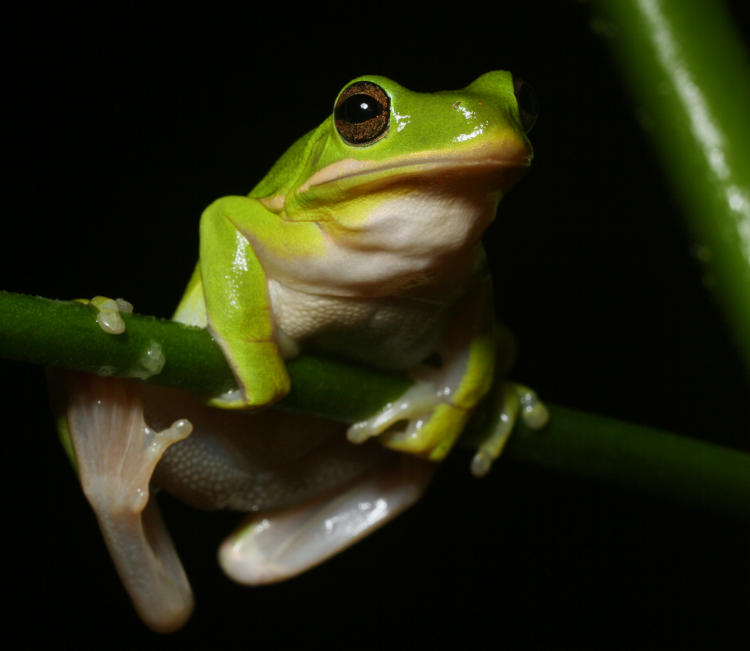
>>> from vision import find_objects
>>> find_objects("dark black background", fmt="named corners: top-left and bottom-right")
top-left (2, 3), bottom-right (749, 648)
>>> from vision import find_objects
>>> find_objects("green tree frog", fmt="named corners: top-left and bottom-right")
top-left (57, 71), bottom-right (547, 632)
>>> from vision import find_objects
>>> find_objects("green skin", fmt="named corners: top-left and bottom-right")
top-left (174, 71), bottom-right (534, 462)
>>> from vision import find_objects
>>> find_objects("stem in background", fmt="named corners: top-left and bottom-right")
top-left (2, 290), bottom-right (749, 522)
top-left (589, 0), bottom-right (750, 374)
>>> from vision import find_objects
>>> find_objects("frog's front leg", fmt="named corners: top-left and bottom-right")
top-left (347, 275), bottom-right (497, 462)
top-left (180, 196), bottom-right (324, 408)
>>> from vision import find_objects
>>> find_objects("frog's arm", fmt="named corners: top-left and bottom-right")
top-left (184, 195), bottom-right (324, 408)
top-left (347, 268), bottom-right (497, 461)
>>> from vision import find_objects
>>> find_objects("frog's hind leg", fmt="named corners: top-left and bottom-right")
top-left (61, 372), bottom-right (194, 632)
top-left (218, 453), bottom-right (436, 585)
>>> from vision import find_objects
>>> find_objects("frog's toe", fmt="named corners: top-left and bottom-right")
top-left (74, 295), bottom-right (134, 334)
top-left (346, 381), bottom-right (469, 461)
top-left (346, 380), bottom-right (439, 444)
top-left (519, 386), bottom-right (549, 429)
top-left (470, 381), bottom-right (548, 478)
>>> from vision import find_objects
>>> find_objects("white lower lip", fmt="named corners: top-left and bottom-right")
top-left (301, 152), bottom-right (530, 192)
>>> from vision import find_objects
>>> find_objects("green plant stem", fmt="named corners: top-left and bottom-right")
top-left (0, 291), bottom-right (408, 421)
top-left (589, 0), bottom-right (750, 373)
top-left (507, 405), bottom-right (750, 523)
top-left (2, 290), bottom-right (749, 522)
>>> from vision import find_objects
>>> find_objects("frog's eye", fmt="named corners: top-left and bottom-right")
top-left (513, 78), bottom-right (539, 133)
top-left (334, 81), bottom-right (390, 145)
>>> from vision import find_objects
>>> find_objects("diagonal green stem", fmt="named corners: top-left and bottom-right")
top-left (1, 290), bottom-right (749, 522)
top-left (590, 0), bottom-right (750, 376)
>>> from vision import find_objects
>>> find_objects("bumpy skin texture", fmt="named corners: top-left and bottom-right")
top-left (61, 72), bottom-right (545, 632)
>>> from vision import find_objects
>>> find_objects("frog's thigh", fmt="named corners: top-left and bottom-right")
top-left (218, 454), bottom-right (436, 584)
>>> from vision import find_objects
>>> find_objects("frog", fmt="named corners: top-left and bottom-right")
top-left (57, 71), bottom-right (547, 632)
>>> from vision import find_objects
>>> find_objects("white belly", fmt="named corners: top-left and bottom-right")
top-left (268, 279), bottom-right (448, 370)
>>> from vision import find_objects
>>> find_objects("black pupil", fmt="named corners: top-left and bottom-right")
top-left (339, 94), bottom-right (382, 124)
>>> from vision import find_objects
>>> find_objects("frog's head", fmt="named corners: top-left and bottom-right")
top-left (263, 71), bottom-right (538, 262)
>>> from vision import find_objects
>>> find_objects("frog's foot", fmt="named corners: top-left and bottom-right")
top-left (63, 372), bottom-right (194, 632)
top-left (346, 380), bottom-right (438, 444)
top-left (346, 371), bottom-right (471, 462)
top-left (218, 453), bottom-right (436, 584)
top-left (207, 338), bottom-right (291, 409)
top-left (75, 296), bottom-right (133, 334)
top-left (470, 382), bottom-right (548, 478)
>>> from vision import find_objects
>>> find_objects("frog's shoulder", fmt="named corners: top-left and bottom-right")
top-left (249, 124), bottom-right (328, 199)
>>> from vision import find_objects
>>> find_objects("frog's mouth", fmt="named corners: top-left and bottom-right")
top-left (298, 141), bottom-right (532, 196)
